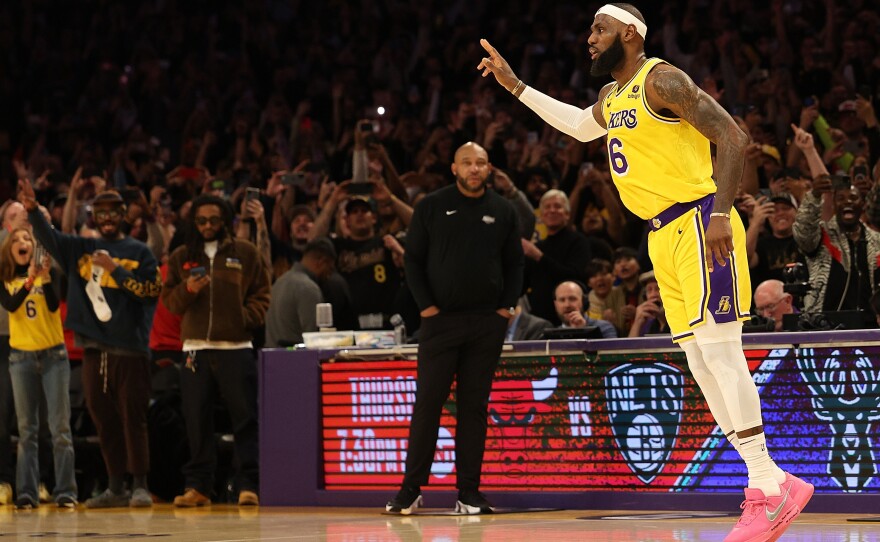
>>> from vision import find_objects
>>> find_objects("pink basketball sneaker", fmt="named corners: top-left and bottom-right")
top-left (724, 487), bottom-right (800, 542)
top-left (780, 472), bottom-right (814, 512)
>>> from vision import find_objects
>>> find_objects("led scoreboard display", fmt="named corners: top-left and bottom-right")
top-left (320, 347), bottom-right (880, 493)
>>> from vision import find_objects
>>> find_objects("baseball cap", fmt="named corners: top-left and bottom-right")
top-left (304, 236), bottom-right (337, 260)
top-left (92, 190), bottom-right (125, 207)
top-left (761, 145), bottom-right (782, 164)
top-left (289, 204), bottom-right (316, 222)
top-left (769, 192), bottom-right (798, 209)
top-left (638, 270), bottom-right (657, 285)
top-left (773, 167), bottom-right (805, 181)
top-left (345, 196), bottom-right (374, 213)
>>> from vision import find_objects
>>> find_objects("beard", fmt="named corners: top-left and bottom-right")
top-left (456, 174), bottom-right (487, 195)
top-left (199, 225), bottom-right (227, 243)
top-left (590, 35), bottom-right (625, 76)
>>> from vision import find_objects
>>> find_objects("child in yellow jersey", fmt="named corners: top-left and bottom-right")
top-left (0, 228), bottom-right (77, 509)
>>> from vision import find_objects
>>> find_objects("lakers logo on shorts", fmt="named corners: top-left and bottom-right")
top-left (715, 296), bottom-right (731, 315)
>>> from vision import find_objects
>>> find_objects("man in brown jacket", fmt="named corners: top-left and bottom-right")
top-left (161, 194), bottom-right (270, 507)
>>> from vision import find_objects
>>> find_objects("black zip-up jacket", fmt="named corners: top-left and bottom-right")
top-left (404, 184), bottom-right (524, 313)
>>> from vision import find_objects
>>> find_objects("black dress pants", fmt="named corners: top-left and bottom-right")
top-left (180, 348), bottom-right (259, 496)
top-left (402, 311), bottom-right (507, 491)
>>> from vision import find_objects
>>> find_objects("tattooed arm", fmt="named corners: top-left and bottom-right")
top-left (646, 64), bottom-right (749, 270)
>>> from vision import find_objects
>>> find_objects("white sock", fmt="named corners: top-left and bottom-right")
top-left (86, 266), bottom-right (112, 322)
top-left (739, 432), bottom-right (782, 496)
top-left (729, 431), bottom-right (785, 485)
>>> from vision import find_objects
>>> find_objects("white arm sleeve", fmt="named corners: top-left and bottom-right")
top-left (519, 86), bottom-right (607, 142)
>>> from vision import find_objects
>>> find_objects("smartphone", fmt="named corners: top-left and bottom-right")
top-left (245, 187), bottom-right (261, 202)
top-left (853, 165), bottom-right (869, 179)
top-left (189, 266), bottom-right (206, 278)
top-left (210, 179), bottom-right (226, 191)
top-left (580, 162), bottom-right (594, 176)
top-left (33, 244), bottom-right (47, 266)
top-left (346, 182), bottom-right (374, 196)
top-left (858, 84), bottom-right (873, 100)
top-left (281, 172), bottom-right (306, 186)
top-left (359, 122), bottom-right (376, 133)
top-left (758, 188), bottom-right (773, 198)
top-left (803, 96), bottom-right (816, 107)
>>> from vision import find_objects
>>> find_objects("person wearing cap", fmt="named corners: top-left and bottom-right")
top-left (161, 194), bottom-right (270, 508)
top-left (19, 180), bottom-right (161, 509)
top-left (480, 4), bottom-right (811, 538)
top-left (628, 270), bottom-right (669, 337)
top-left (271, 204), bottom-right (315, 279)
top-left (309, 180), bottom-right (412, 330)
top-left (265, 237), bottom-right (336, 347)
top-left (757, 144), bottom-right (783, 185)
top-left (746, 191), bottom-right (805, 286)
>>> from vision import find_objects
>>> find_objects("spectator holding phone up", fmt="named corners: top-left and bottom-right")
top-left (790, 125), bottom-right (880, 320)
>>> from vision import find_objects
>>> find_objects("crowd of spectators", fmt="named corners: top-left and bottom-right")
top-left (0, 0), bottom-right (880, 335)
top-left (0, 0), bottom-right (879, 503)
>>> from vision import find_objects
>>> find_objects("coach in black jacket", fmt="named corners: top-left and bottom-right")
top-left (385, 142), bottom-right (523, 515)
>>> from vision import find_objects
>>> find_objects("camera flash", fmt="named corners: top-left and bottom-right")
top-left (377, 106), bottom-right (386, 116)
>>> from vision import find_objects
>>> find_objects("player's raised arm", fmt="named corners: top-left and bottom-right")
top-left (478, 38), bottom-right (609, 142)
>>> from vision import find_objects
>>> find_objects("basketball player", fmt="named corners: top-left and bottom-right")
top-left (479, 4), bottom-right (811, 541)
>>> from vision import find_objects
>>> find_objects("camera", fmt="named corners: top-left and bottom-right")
top-left (782, 262), bottom-right (811, 299)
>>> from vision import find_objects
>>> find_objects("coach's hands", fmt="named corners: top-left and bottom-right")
top-left (477, 39), bottom-right (520, 92)
top-left (705, 216), bottom-right (734, 272)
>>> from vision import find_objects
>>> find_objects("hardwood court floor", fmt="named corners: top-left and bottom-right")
top-left (0, 505), bottom-right (876, 541)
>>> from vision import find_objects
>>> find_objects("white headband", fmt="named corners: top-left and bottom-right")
top-left (596, 5), bottom-right (647, 39)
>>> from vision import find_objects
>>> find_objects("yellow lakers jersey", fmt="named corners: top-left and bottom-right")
top-left (602, 58), bottom-right (716, 219)
top-left (5, 276), bottom-right (64, 351)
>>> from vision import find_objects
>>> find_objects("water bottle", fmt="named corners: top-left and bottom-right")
top-left (390, 314), bottom-right (406, 345)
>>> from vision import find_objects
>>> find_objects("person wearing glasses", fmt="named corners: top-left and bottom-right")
top-left (18, 183), bottom-right (161, 508)
top-left (161, 195), bottom-right (270, 508)
top-left (753, 279), bottom-right (797, 332)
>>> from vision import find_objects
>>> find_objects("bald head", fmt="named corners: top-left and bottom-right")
top-left (755, 279), bottom-right (784, 300)
top-left (754, 279), bottom-right (793, 331)
top-left (452, 142), bottom-right (491, 198)
top-left (454, 142), bottom-right (488, 163)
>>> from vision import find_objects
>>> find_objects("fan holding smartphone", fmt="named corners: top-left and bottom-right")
top-left (186, 265), bottom-right (210, 295)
